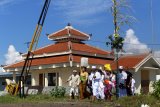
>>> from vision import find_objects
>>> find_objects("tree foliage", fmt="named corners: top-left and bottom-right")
top-left (152, 80), bottom-right (160, 99)
top-left (107, 0), bottom-right (135, 51)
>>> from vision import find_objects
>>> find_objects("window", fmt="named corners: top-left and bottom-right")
top-left (26, 75), bottom-right (31, 85)
top-left (48, 73), bottom-right (59, 86)
top-left (2, 81), bottom-right (6, 85)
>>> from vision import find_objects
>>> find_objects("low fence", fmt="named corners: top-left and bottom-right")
top-left (24, 86), bottom-right (71, 95)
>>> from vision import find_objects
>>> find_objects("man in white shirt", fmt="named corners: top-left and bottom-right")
top-left (67, 70), bottom-right (80, 100)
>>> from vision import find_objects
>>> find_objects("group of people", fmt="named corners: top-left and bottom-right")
top-left (66, 64), bottom-right (136, 101)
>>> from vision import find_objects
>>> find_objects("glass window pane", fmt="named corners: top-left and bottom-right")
top-left (48, 73), bottom-right (56, 86)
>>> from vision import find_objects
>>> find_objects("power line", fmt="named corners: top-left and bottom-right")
top-left (150, 0), bottom-right (155, 50)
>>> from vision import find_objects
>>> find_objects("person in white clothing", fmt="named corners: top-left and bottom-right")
top-left (67, 70), bottom-right (80, 100)
top-left (131, 76), bottom-right (136, 95)
top-left (88, 66), bottom-right (97, 98)
top-left (90, 69), bottom-right (101, 101)
top-left (98, 70), bottom-right (105, 100)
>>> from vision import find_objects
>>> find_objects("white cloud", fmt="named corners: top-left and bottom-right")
top-left (153, 51), bottom-right (160, 63)
top-left (0, 67), bottom-right (5, 72)
top-left (5, 45), bottom-right (22, 65)
top-left (124, 29), bottom-right (150, 54)
top-left (0, 0), bottom-right (25, 9)
top-left (0, 0), bottom-right (15, 7)
top-left (53, 0), bottom-right (112, 25)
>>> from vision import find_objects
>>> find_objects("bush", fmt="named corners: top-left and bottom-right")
top-left (152, 80), bottom-right (160, 99)
top-left (50, 86), bottom-right (66, 98)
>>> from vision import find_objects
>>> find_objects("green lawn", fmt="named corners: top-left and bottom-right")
top-left (0, 94), bottom-right (160, 107)
top-left (0, 94), bottom-right (71, 104)
top-left (112, 95), bottom-right (160, 107)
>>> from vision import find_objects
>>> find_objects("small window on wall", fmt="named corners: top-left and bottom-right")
top-left (48, 73), bottom-right (59, 86)
top-left (2, 81), bottom-right (6, 85)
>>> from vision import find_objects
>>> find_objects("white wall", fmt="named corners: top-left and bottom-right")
top-left (31, 71), bottom-right (39, 86)
top-left (149, 69), bottom-right (156, 92)
top-left (30, 67), bottom-right (80, 87)
top-left (44, 73), bottom-right (48, 87)
top-left (133, 69), bottom-right (141, 94)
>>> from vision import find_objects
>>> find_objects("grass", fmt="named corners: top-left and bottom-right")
top-left (111, 95), bottom-right (160, 107)
top-left (0, 94), bottom-right (70, 104)
top-left (0, 94), bottom-right (160, 107)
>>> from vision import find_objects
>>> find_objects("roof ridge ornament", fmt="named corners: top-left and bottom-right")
top-left (65, 23), bottom-right (73, 29)
top-left (67, 23), bottom-right (71, 26)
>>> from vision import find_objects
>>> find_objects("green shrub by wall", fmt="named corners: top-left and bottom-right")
top-left (50, 86), bottom-right (66, 98)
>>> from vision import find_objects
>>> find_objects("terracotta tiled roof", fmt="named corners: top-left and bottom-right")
top-left (72, 42), bottom-right (110, 55)
top-left (49, 29), bottom-right (68, 38)
top-left (110, 54), bottom-right (148, 70)
top-left (4, 55), bottom-right (69, 69)
top-left (69, 29), bottom-right (88, 38)
top-left (72, 55), bottom-right (113, 65)
top-left (4, 54), bottom-right (148, 69)
top-left (24, 42), bottom-right (110, 56)
top-left (31, 42), bottom-right (69, 55)
top-left (5, 55), bottom-right (113, 69)
top-left (48, 26), bottom-right (90, 40)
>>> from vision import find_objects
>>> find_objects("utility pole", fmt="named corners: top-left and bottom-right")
top-left (106, 0), bottom-right (125, 99)
top-left (19, 0), bottom-right (51, 98)
top-left (113, 0), bottom-right (120, 99)
top-left (106, 0), bottom-right (135, 99)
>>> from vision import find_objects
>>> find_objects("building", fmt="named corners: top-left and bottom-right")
top-left (3, 24), bottom-right (160, 94)
top-left (4, 24), bottom-right (112, 88)
top-left (111, 54), bottom-right (160, 94)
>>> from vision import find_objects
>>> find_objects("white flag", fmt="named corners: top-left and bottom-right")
top-left (81, 57), bottom-right (88, 67)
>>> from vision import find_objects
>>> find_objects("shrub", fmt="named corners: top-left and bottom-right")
top-left (152, 80), bottom-right (160, 99)
top-left (50, 86), bottom-right (66, 98)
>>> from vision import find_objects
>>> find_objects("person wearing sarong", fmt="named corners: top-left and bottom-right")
top-left (104, 79), bottom-right (112, 101)
top-left (103, 64), bottom-right (114, 100)
top-left (118, 66), bottom-right (127, 97)
top-left (79, 66), bottom-right (88, 99)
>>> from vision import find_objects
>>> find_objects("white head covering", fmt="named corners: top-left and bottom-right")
top-left (92, 66), bottom-right (96, 69)
top-left (73, 70), bottom-right (77, 72)
top-left (119, 66), bottom-right (123, 69)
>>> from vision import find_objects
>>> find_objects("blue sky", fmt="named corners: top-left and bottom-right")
top-left (0, 0), bottom-right (160, 66)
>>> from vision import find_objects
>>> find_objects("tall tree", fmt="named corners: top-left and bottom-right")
top-left (106, 0), bottom-right (135, 99)
top-left (107, 0), bottom-right (135, 53)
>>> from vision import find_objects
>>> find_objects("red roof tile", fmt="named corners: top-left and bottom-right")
top-left (72, 55), bottom-right (112, 65)
top-left (5, 54), bottom-right (148, 69)
top-left (49, 29), bottom-right (68, 38)
top-left (5, 55), bottom-right (69, 68)
top-left (110, 54), bottom-right (148, 70)
top-left (24, 42), bottom-right (110, 56)
top-left (30, 42), bottom-right (69, 55)
top-left (69, 29), bottom-right (88, 38)
top-left (72, 42), bottom-right (110, 55)
top-left (48, 27), bottom-right (90, 40)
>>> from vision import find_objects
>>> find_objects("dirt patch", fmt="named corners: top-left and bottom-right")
top-left (0, 102), bottom-right (106, 107)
